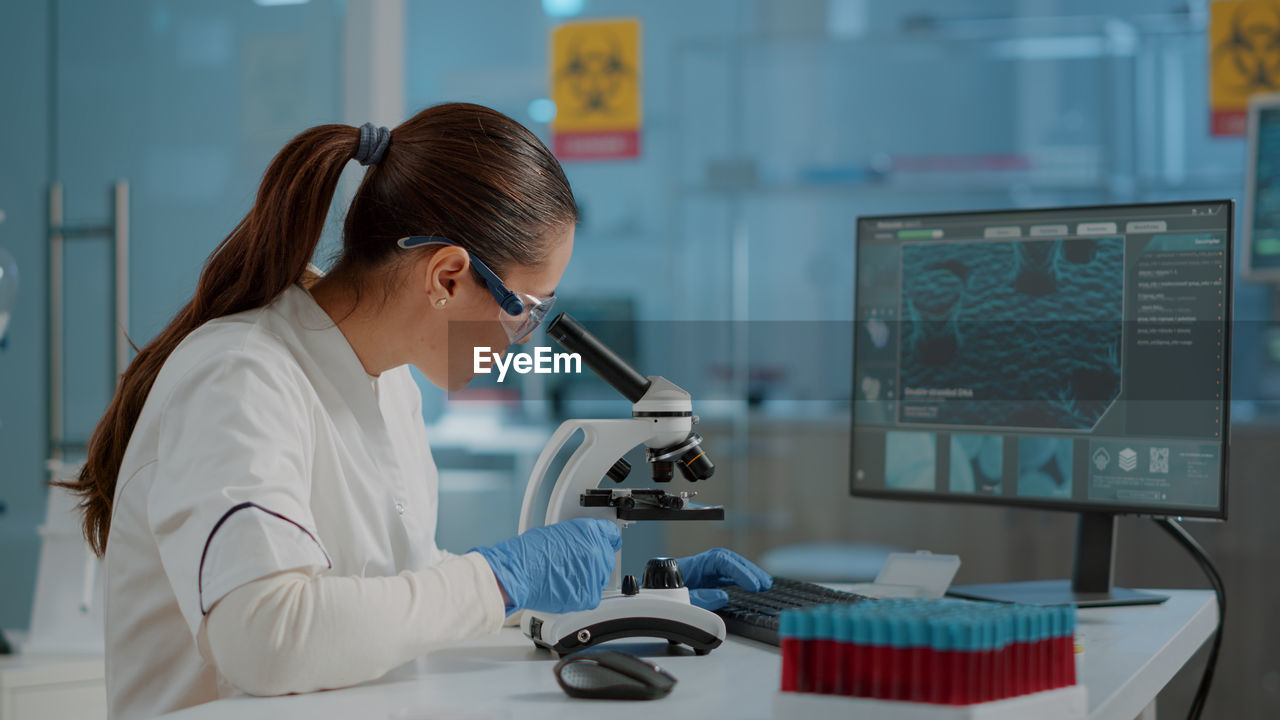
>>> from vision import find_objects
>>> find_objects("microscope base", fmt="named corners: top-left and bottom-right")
top-left (521, 590), bottom-right (727, 657)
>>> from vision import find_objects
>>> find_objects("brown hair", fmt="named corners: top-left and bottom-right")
top-left (59, 103), bottom-right (578, 555)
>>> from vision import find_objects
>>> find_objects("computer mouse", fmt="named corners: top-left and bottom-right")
top-left (553, 649), bottom-right (677, 700)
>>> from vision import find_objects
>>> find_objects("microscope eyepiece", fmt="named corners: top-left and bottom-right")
top-left (547, 313), bottom-right (651, 403)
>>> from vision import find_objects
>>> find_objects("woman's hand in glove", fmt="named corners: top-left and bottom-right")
top-left (676, 547), bottom-right (772, 611)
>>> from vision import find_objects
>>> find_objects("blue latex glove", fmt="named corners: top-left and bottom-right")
top-left (676, 547), bottom-right (773, 611)
top-left (472, 518), bottom-right (622, 616)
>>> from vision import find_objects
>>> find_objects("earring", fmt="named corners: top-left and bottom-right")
top-left (435, 298), bottom-right (447, 309)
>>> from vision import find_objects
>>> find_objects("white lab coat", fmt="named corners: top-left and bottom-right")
top-left (102, 284), bottom-right (489, 719)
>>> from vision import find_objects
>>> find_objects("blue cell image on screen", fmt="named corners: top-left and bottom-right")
top-left (898, 238), bottom-right (1124, 431)
top-left (950, 434), bottom-right (1003, 494)
top-left (885, 432), bottom-right (936, 491)
top-left (1017, 437), bottom-right (1073, 499)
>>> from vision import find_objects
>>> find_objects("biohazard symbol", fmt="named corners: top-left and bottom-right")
top-left (557, 32), bottom-right (635, 117)
top-left (1212, 2), bottom-right (1280, 94)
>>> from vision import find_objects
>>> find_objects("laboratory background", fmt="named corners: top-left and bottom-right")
top-left (0, 0), bottom-right (1276, 717)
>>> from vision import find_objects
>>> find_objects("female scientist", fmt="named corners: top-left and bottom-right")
top-left (59, 103), bottom-right (770, 719)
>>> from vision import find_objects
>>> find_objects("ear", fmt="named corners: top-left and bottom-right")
top-left (422, 246), bottom-right (471, 300)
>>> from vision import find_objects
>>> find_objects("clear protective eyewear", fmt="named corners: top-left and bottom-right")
top-left (396, 235), bottom-right (556, 343)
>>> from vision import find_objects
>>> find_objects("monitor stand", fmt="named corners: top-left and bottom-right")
top-left (948, 512), bottom-right (1168, 608)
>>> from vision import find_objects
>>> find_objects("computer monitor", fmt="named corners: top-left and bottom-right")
top-left (1245, 92), bottom-right (1280, 281)
top-left (851, 201), bottom-right (1233, 606)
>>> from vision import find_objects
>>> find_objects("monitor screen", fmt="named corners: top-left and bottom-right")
top-left (1246, 97), bottom-right (1280, 279)
top-left (851, 201), bottom-right (1232, 519)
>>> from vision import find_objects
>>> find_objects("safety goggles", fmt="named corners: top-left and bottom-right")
top-left (396, 235), bottom-right (556, 343)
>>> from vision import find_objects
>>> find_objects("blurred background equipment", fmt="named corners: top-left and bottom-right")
top-left (0, 246), bottom-right (17, 349)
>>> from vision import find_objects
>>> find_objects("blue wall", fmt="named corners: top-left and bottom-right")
top-left (0, 0), bottom-right (53, 632)
top-left (0, 0), bottom-right (344, 631)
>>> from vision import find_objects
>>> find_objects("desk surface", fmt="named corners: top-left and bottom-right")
top-left (161, 589), bottom-right (1216, 720)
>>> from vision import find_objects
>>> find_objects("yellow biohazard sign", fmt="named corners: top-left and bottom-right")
top-left (550, 18), bottom-right (642, 159)
top-left (1210, 0), bottom-right (1280, 135)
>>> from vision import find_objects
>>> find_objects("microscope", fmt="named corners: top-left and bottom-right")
top-left (517, 313), bottom-right (727, 656)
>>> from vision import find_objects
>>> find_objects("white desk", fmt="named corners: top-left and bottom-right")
top-left (1075, 590), bottom-right (1217, 720)
top-left (159, 589), bottom-right (1216, 720)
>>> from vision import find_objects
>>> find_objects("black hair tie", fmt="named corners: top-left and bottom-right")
top-left (355, 122), bottom-right (391, 166)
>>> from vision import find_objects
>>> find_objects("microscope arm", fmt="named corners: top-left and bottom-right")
top-left (519, 419), bottom-right (585, 536)
top-left (518, 416), bottom-right (694, 534)
top-left (519, 416), bottom-right (683, 592)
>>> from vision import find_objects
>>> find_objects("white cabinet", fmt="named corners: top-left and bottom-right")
top-left (0, 655), bottom-right (106, 720)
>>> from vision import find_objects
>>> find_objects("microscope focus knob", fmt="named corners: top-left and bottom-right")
top-left (642, 557), bottom-right (685, 590)
top-left (607, 458), bottom-right (631, 483)
top-left (622, 575), bottom-right (640, 596)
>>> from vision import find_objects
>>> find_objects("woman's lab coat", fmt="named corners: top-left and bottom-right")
top-left (102, 284), bottom-right (495, 718)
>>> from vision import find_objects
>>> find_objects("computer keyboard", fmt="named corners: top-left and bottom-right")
top-left (716, 577), bottom-right (869, 646)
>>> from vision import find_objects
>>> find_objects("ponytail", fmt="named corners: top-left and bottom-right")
top-left (59, 124), bottom-right (363, 556)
